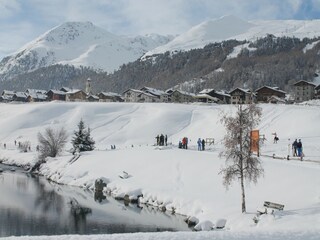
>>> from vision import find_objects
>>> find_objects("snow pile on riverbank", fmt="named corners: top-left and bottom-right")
top-left (0, 101), bottom-right (320, 239)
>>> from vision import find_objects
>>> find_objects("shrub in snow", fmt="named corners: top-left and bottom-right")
top-left (71, 119), bottom-right (95, 154)
top-left (37, 127), bottom-right (68, 160)
top-left (18, 141), bottom-right (31, 153)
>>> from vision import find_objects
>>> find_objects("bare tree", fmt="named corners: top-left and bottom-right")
top-left (219, 104), bottom-right (264, 213)
top-left (38, 127), bottom-right (68, 160)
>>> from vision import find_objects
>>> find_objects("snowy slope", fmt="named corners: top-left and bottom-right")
top-left (0, 22), bottom-right (172, 76)
top-left (0, 101), bottom-right (319, 239)
top-left (144, 15), bottom-right (320, 57)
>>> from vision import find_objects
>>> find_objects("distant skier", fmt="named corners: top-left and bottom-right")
top-left (165, 135), bottom-right (168, 146)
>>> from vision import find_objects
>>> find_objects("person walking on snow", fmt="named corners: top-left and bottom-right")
top-left (197, 138), bottom-right (202, 151)
top-left (296, 139), bottom-right (303, 157)
top-left (292, 139), bottom-right (298, 157)
top-left (201, 139), bottom-right (205, 151)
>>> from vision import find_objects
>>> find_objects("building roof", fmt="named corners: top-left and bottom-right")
top-left (229, 88), bottom-right (252, 95)
top-left (47, 89), bottom-right (66, 95)
top-left (140, 86), bottom-right (167, 97)
top-left (123, 89), bottom-right (144, 94)
top-left (171, 90), bottom-right (195, 97)
top-left (14, 92), bottom-right (27, 98)
top-left (194, 94), bottom-right (219, 102)
top-left (199, 89), bottom-right (214, 94)
top-left (26, 89), bottom-right (47, 94)
top-left (2, 90), bottom-right (15, 96)
top-left (28, 93), bottom-right (47, 100)
top-left (293, 80), bottom-right (316, 87)
top-left (99, 92), bottom-right (122, 97)
top-left (255, 86), bottom-right (286, 94)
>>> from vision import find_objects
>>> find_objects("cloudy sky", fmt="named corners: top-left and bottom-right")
top-left (0, 0), bottom-right (320, 59)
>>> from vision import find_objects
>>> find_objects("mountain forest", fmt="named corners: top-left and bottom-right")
top-left (1, 35), bottom-right (320, 94)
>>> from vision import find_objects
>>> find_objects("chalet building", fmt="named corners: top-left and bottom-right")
top-left (65, 89), bottom-right (87, 102)
top-left (26, 93), bottom-right (47, 102)
top-left (98, 92), bottom-right (124, 102)
top-left (137, 92), bottom-right (159, 102)
top-left (12, 92), bottom-right (27, 102)
top-left (293, 80), bottom-right (316, 102)
top-left (255, 86), bottom-right (286, 103)
top-left (87, 95), bottom-right (99, 102)
top-left (0, 90), bottom-right (15, 102)
top-left (123, 89), bottom-right (145, 102)
top-left (167, 90), bottom-right (195, 103)
top-left (229, 88), bottom-right (255, 104)
top-left (195, 89), bottom-right (230, 104)
top-left (46, 90), bottom-right (66, 101)
top-left (140, 87), bottom-right (169, 102)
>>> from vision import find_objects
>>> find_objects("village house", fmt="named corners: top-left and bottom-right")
top-left (255, 86), bottom-right (286, 103)
top-left (166, 89), bottom-right (195, 103)
top-left (229, 88), bottom-right (255, 104)
top-left (140, 87), bottom-right (169, 102)
top-left (98, 92), bottom-right (124, 102)
top-left (195, 89), bottom-right (230, 104)
top-left (65, 89), bottom-right (87, 102)
top-left (87, 95), bottom-right (100, 102)
top-left (46, 90), bottom-right (66, 101)
top-left (12, 92), bottom-right (27, 102)
top-left (137, 91), bottom-right (159, 102)
top-left (0, 90), bottom-right (15, 102)
top-left (26, 93), bottom-right (47, 102)
top-left (293, 80), bottom-right (316, 102)
top-left (123, 89), bottom-right (144, 102)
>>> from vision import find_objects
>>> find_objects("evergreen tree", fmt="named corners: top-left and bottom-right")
top-left (72, 119), bottom-right (95, 153)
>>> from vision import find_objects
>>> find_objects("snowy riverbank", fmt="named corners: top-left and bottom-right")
top-left (0, 101), bottom-right (320, 239)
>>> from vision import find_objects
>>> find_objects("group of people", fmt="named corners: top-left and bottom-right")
top-left (292, 139), bottom-right (303, 157)
top-left (197, 138), bottom-right (206, 151)
top-left (155, 134), bottom-right (167, 146)
top-left (178, 137), bottom-right (189, 149)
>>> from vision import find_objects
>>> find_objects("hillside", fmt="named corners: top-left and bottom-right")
top-left (0, 21), bottom-right (172, 79)
top-left (2, 17), bottom-right (320, 94)
top-left (0, 101), bottom-right (319, 239)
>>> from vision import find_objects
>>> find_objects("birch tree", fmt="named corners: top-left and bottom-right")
top-left (219, 104), bottom-right (264, 213)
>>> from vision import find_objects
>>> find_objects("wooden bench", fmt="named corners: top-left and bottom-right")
top-left (263, 201), bottom-right (284, 211)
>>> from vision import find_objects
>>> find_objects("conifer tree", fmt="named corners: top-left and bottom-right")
top-left (72, 119), bottom-right (95, 153)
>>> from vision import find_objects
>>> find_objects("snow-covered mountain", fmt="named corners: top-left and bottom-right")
top-left (144, 15), bottom-right (320, 57)
top-left (0, 22), bottom-right (173, 78)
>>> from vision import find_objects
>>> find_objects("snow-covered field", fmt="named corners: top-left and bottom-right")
top-left (0, 101), bottom-right (320, 240)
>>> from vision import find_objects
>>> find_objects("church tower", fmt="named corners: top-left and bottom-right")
top-left (86, 77), bottom-right (92, 95)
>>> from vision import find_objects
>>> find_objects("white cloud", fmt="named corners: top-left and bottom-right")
top-left (0, 0), bottom-right (20, 18)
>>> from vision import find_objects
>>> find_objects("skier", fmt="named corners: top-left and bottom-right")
top-left (165, 135), bottom-right (168, 146)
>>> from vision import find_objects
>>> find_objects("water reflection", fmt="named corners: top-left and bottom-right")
top-left (0, 165), bottom-right (190, 237)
